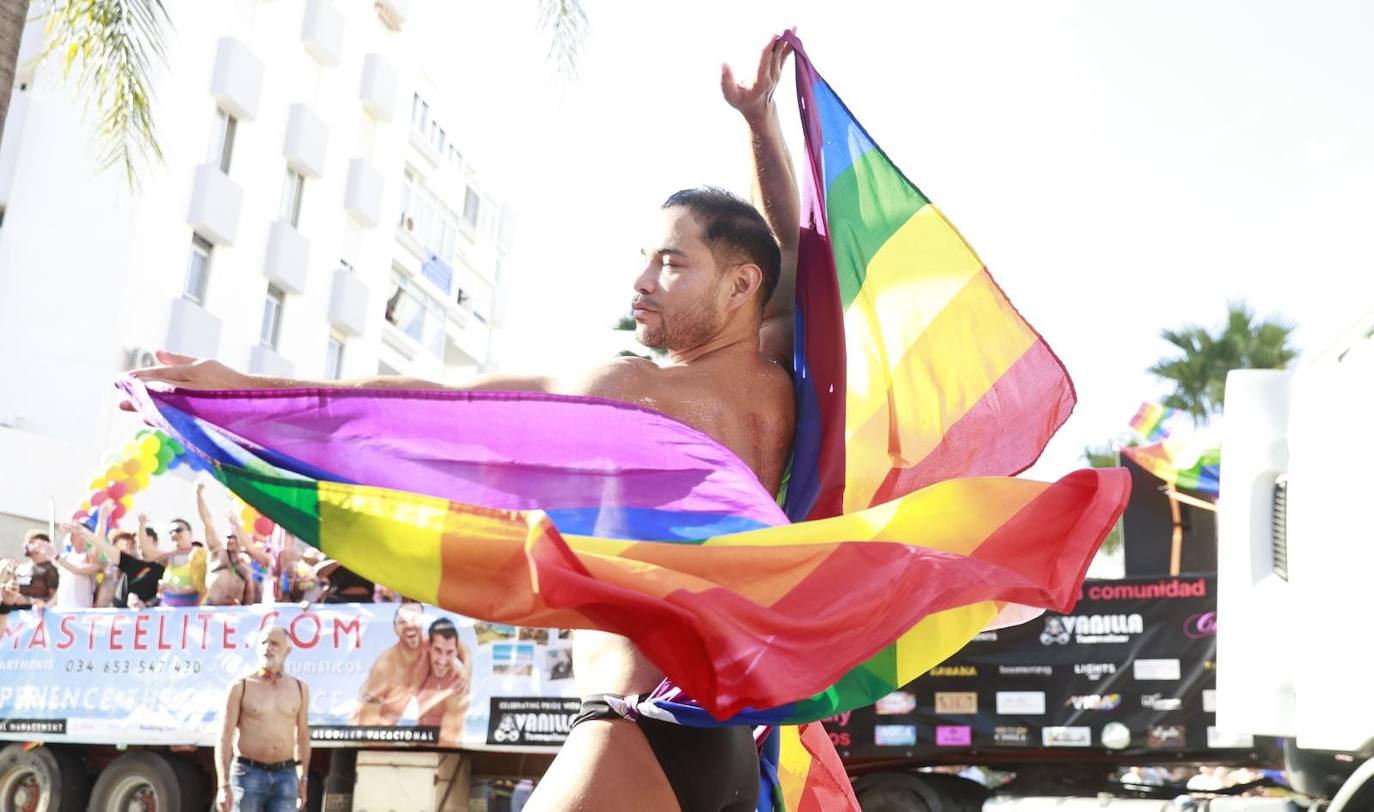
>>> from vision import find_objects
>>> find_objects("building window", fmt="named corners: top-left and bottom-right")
top-left (208, 108), bottom-right (237, 173)
top-left (431, 125), bottom-right (446, 154)
top-left (447, 145), bottom-right (462, 169)
top-left (325, 331), bottom-right (346, 379)
top-left (184, 235), bottom-right (212, 304)
top-left (462, 187), bottom-right (481, 230)
top-left (398, 169), bottom-right (414, 227)
top-left (411, 93), bottom-right (428, 132)
top-left (260, 285), bottom-right (285, 349)
top-left (280, 167), bottom-right (305, 227)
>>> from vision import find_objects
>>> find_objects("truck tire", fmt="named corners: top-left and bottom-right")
top-left (0, 743), bottom-right (89, 812)
top-left (87, 752), bottom-right (196, 812)
top-left (852, 772), bottom-right (942, 812)
top-left (167, 754), bottom-right (209, 811)
top-left (1327, 756), bottom-right (1374, 812)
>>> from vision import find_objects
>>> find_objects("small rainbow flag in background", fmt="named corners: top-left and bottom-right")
top-left (1128, 401), bottom-right (1186, 443)
top-left (1123, 441), bottom-right (1221, 496)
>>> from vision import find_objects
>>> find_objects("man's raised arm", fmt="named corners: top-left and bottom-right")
top-left (722, 33), bottom-right (801, 362)
top-left (126, 351), bottom-right (553, 399)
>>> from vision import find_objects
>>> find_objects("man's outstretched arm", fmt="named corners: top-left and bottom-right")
top-left (722, 32), bottom-right (801, 364)
top-left (127, 351), bottom-right (554, 397)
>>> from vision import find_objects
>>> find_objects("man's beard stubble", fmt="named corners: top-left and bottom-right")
top-left (637, 296), bottom-right (723, 353)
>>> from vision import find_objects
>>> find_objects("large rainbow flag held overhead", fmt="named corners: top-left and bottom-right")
top-left (122, 32), bottom-right (1128, 812)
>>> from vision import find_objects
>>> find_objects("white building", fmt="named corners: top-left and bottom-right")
top-left (0, 0), bottom-right (515, 544)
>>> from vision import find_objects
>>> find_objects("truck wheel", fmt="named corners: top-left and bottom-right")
top-left (1328, 757), bottom-right (1374, 812)
top-left (87, 752), bottom-right (194, 812)
top-left (852, 772), bottom-right (942, 812)
top-left (0, 743), bottom-right (89, 812)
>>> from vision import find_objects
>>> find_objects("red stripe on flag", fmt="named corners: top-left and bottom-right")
top-left (869, 339), bottom-right (1075, 505)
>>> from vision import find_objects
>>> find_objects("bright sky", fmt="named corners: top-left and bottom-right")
top-left (418, 0), bottom-right (1374, 480)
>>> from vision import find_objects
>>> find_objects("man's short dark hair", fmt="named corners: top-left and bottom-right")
top-left (143, 526), bottom-right (158, 541)
top-left (428, 618), bottom-right (458, 642)
top-left (23, 530), bottom-right (50, 545)
top-left (662, 187), bottom-right (782, 310)
top-left (112, 531), bottom-right (136, 546)
top-left (171, 518), bottom-right (191, 532)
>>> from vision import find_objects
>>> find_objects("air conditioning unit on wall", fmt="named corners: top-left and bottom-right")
top-left (125, 347), bottom-right (157, 371)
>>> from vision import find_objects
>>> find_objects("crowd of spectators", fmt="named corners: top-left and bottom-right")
top-left (2, 480), bottom-right (387, 612)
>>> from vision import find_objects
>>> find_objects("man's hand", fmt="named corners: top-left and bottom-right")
top-left (122, 351), bottom-right (254, 411)
top-left (298, 775), bottom-right (308, 809)
top-left (721, 31), bottom-right (795, 124)
top-left (216, 785), bottom-right (233, 812)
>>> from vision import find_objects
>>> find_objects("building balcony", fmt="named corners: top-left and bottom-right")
top-left (445, 308), bottom-right (490, 369)
top-left (345, 159), bottom-right (383, 228)
top-left (210, 37), bottom-right (264, 121)
top-left (301, 0), bottom-right (344, 67)
top-left (166, 297), bottom-right (222, 359)
top-left (187, 163), bottom-right (243, 245)
top-left (329, 267), bottom-right (369, 336)
top-left (284, 104), bottom-right (329, 178)
top-left (359, 53), bottom-right (397, 121)
top-left (263, 221), bottom-right (310, 294)
top-left (250, 345), bottom-right (295, 378)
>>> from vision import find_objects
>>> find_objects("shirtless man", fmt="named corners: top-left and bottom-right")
top-left (216, 626), bottom-right (311, 812)
top-left (131, 34), bottom-right (800, 812)
top-left (414, 617), bottom-right (471, 746)
top-left (352, 601), bottom-right (429, 725)
top-left (198, 483), bottom-right (252, 606)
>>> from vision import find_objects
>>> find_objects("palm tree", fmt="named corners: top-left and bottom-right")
top-left (1082, 444), bottom-right (1123, 555)
top-left (0, 0), bottom-right (586, 188)
top-left (0, 0), bottom-right (29, 148)
top-left (1149, 300), bottom-right (1297, 423)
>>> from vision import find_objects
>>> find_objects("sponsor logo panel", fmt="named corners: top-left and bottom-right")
top-left (1184, 611), bottom-right (1217, 639)
top-left (1041, 614), bottom-right (1145, 645)
top-left (993, 726), bottom-right (1031, 746)
top-left (996, 691), bottom-right (1046, 715)
top-left (929, 665), bottom-right (977, 677)
top-left (1208, 727), bottom-right (1255, 749)
top-left (1066, 693), bottom-right (1121, 711)
top-left (1133, 658), bottom-right (1182, 680)
top-left (486, 698), bottom-right (580, 746)
top-left (1042, 726), bottom-right (1092, 747)
top-left (1141, 693), bottom-right (1182, 711)
top-left (936, 725), bottom-right (973, 746)
top-left (934, 692), bottom-right (978, 715)
top-left (1073, 662), bottom-right (1117, 681)
top-left (874, 691), bottom-right (916, 715)
top-left (1147, 724), bottom-right (1186, 749)
top-left (874, 724), bottom-right (917, 746)
top-left (999, 665), bottom-right (1052, 677)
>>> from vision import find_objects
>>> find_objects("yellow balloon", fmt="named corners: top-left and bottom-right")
top-left (135, 473), bottom-right (151, 491)
top-left (122, 442), bottom-right (139, 460)
top-left (104, 466), bottom-right (124, 483)
top-left (119, 495), bottom-right (133, 509)
top-left (138, 435), bottom-right (161, 456)
top-left (139, 455), bottom-right (158, 474)
top-left (88, 478), bottom-right (105, 492)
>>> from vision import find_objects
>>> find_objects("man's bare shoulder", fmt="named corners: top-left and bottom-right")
top-left (555, 356), bottom-right (664, 407)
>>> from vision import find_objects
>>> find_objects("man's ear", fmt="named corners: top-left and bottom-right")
top-left (727, 263), bottom-right (764, 311)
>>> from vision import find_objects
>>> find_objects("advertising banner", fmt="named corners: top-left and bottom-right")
top-left (824, 574), bottom-right (1249, 759)
top-left (0, 603), bottom-right (579, 751)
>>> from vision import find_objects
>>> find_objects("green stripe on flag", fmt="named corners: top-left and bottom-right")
top-left (826, 149), bottom-right (929, 309)
top-left (217, 465), bottom-right (323, 549)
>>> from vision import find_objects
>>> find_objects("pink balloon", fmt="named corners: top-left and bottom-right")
top-left (110, 502), bottom-right (127, 521)
top-left (253, 516), bottom-right (276, 536)
top-left (91, 490), bottom-right (108, 506)
top-left (72, 510), bottom-right (89, 521)
top-left (107, 480), bottom-right (128, 500)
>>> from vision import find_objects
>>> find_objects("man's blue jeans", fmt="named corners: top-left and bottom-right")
top-left (231, 760), bottom-right (298, 812)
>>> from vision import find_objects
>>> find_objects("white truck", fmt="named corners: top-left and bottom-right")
top-left (1218, 311), bottom-right (1374, 811)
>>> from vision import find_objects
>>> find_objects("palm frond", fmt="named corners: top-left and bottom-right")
top-left (41, 0), bottom-right (170, 189)
top-left (535, 0), bottom-right (587, 78)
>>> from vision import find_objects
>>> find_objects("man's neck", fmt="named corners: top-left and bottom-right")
top-left (667, 329), bottom-right (760, 366)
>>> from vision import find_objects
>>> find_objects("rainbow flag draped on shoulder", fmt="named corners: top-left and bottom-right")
top-left (122, 33), bottom-right (1127, 811)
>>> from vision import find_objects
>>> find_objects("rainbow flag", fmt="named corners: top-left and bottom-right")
top-left (1123, 441), bottom-right (1220, 496)
top-left (783, 36), bottom-right (1076, 524)
top-left (122, 381), bottom-right (1127, 722)
top-left (1128, 402), bottom-right (1186, 443)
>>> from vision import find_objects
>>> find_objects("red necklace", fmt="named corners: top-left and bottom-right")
top-left (258, 669), bottom-right (284, 684)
